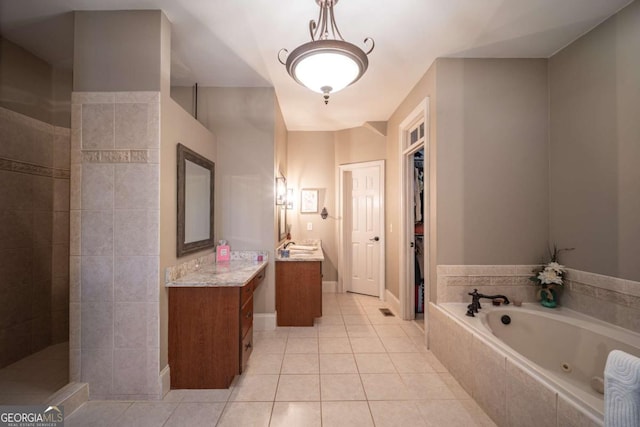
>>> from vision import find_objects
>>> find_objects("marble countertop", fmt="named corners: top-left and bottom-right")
top-left (276, 240), bottom-right (325, 262)
top-left (165, 259), bottom-right (268, 287)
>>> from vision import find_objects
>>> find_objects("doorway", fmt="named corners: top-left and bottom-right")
top-left (399, 99), bottom-right (429, 322)
top-left (338, 160), bottom-right (385, 298)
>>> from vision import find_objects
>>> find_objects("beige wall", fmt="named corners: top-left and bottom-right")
top-left (385, 65), bottom-right (437, 299)
top-left (0, 37), bottom-right (71, 126)
top-left (384, 58), bottom-right (549, 301)
top-left (159, 94), bottom-right (216, 370)
top-left (549, 0), bottom-right (640, 281)
top-left (287, 131), bottom-right (337, 281)
top-left (435, 58), bottom-right (549, 267)
top-left (196, 87), bottom-right (278, 314)
top-left (334, 126), bottom-right (386, 166)
top-left (74, 11), bottom-right (162, 92)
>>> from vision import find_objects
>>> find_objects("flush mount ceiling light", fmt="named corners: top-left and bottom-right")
top-left (278, 0), bottom-right (374, 104)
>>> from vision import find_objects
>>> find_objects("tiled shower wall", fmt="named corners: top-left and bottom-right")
top-left (0, 106), bottom-right (70, 368)
top-left (70, 92), bottom-right (161, 399)
top-left (437, 265), bottom-right (640, 331)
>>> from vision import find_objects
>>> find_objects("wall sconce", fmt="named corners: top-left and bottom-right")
top-left (276, 177), bottom-right (287, 205)
top-left (320, 207), bottom-right (329, 219)
top-left (286, 188), bottom-right (294, 209)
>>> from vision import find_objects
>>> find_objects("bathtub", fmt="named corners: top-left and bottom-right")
top-left (435, 303), bottom-right (640, 425)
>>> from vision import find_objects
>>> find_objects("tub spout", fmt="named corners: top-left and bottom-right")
top-left (466, 289), bottom-right (510, 316)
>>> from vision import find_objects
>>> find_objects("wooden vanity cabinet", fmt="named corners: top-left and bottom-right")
top-left (168, 265), bottom-right (265, 389)
top-left (276, 261), bottom-right (322, 326)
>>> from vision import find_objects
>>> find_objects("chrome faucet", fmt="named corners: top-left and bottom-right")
top-left (465, 289), bottom-right (510, 317)
top-left (283, 241), bottom-right (296, 249)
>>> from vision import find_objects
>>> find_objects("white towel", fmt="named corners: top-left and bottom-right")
top-left (605, 350), bottom-right (640, 427)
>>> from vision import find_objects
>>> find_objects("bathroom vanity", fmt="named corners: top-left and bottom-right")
top-left (166, 256), bottom-right (267, 389)
top-left (276, 242), bottom-right (324, 326)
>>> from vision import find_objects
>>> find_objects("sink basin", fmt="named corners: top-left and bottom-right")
top-left (288, 245), bottom-right (317, 251)
top-left (288, 252), bottom-right (316, 258)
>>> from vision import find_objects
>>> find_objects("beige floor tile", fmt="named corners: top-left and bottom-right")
top-left (346, 324), bottom-right (378, 338)
top-left (270, 401), bottom-right (321, 427)
top-left (460, 398), bottom-right (498, 426)
top-left (380, 336), bottom-right (419, 353)
top-left (114, 402), bottom-right (177, 427)
top-left (349, 337), bottom-right (386, 353)
top-left (228, 374), bottom-right (279, 402)
top-left (320, 374), bottom-right (366, 401)
top-left (179, 388), bottom-right (232, 402)
top-left (252, 337), bottom-right (287, 354)
top-left (161, 390), bottom-right (185, 402)
top-left (369, 400), bottom-right (428, 427)
top-left (354, 353), bottom-right (397, 374)
top-left (217, 402), bottom-right (272, 427)
top-left (163, 402), bottom-right (225, 427)
top-left (401, 372), bottom-right (455, 399)
top-left (65, 401), bottom-right (131, 427)
top-left (319, 337), bottom-right (352, 353)
top-left (281, 353), bottom-right (319, 374)
top-left (390, 352), bottom-right (435, 373)
top-left (288, 326), bottom-right (318, 337)
top-left (342, 314), bottom-right (371, 325)
top-left (402, 322), bottom-right (425, 337)
top-left (317, 325), bottom-right (348, 337)
top-left (254, 328), bottom-right (290, 339)
top-left (315, 315), bottom-right (344, 326)
top-left (360, 373), bottom-right (411, 400)
top-left (423, 351), bottom-right (448, 372)
top-left (418, 399), bottom-right (477, 427)
top-left (319, 354), bottom-right (358, 374)
top-left (285, 337), bottom-right (318, 354)
top-left (439, 372), bottom-right (472, 399)
top-left (321, 401), bottom-right (374, 427)
top-left (275, 374), bottom-right (320, 401)
top-left (373, 324), bottom-right (407, 337)
top-left (244, 353), bottom-right (284, 374)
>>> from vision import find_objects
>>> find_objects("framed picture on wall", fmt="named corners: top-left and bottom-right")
top-left (300, 189), bottom-right (318, 213)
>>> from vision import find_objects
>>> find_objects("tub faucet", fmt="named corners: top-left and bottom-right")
top-left (283, 241), bottom-right (296, 249)
top-left (465, 289), bottom-right (510, 317)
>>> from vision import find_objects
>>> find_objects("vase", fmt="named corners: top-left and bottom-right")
top-left (539, 286), bottom-right (557, 308)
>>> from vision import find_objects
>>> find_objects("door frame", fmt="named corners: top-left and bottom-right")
top-left (399, 98), bottom-right (430, 320)
top-left (337, 160), bottom-right (386, 299)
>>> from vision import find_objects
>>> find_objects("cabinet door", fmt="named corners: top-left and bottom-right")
top-left (276, 261), bottom-right (322, 326)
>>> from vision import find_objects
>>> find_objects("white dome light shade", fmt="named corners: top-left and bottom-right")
top-left (294, 52), bottom-right (360, 94)
top-left (278, 0), bottom-right (373, 104)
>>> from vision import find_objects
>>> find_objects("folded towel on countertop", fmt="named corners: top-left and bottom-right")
top-left (605, 349), bottom-right (640, 427)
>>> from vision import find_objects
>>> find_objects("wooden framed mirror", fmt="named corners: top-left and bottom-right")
top-left (177, 143), bottom-right (215, 257)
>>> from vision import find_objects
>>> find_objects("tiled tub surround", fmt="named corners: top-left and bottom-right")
top-left (433, 265), bottom-right (640, 426)
top-left (70, 91), bottom-right (162, 400)
top-left (0, 106), bottom-right (70, 368)
top-left (430, 303), bottom-right (607, 427)
top-left (436, 265), bottom-right (640, 332)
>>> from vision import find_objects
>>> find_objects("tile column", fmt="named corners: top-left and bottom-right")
top-left (70, 91), bottom-right (161, 399)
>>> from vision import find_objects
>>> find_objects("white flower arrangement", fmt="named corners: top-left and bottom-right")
top-left (530, 245), bottom-right (574, 303)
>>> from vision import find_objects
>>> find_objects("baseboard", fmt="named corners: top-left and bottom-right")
top-left (254, 313), bottom-right (276, 331)
top-left (385, 289), bottom-right (401, 317)
top-left (322, 281), bottom-right (338, 293)
top-left (160, 365), bottom-right (170, 399)
top-left (45, 382), bottom-right (88, 416)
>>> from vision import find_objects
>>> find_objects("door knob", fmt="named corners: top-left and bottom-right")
top-left (370, 236), bottom-right (380, 242)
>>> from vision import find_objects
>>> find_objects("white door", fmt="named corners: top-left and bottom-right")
top-left (349, 166), bottom-right (382, 296)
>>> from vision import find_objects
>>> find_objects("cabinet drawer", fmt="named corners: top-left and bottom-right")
top-left (253, 266), bottom-right (266, 291)
top-left (241, 296), bottom-right (253, 338)
top-left (241, 282), bottom-right (253, 306)
top-left (240, 327), bottom-right (253, 374)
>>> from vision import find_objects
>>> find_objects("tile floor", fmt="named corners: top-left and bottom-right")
top-left (66, 293), bottom-right (496, 426)
top-left (0, 342), bottom-right (69, 404)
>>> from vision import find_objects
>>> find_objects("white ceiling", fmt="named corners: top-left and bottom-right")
top-left (0, 0), bottom-right (633, 130)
